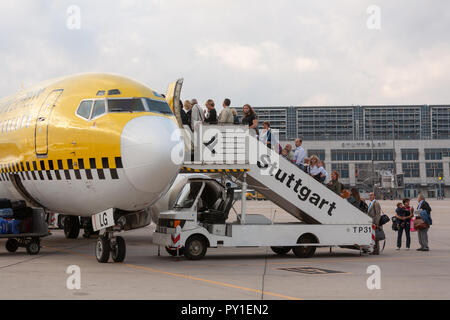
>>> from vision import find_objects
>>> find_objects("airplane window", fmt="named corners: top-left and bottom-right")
top-left (91, 100), bottom-right (106, 119)
top-left (76, 100), bottom-right (93, 119)
top-left (107, 98), bottom-right (145, 113)
top-left (145, 98), bottom-right (173, 115)
top-left (108, 89), bottom-right (121, 95)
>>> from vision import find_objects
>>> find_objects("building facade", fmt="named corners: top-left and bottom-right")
top-left (238, 105), bottom-right (450, 198)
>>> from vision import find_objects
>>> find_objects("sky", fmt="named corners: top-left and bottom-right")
top-left (0, 0), bottom-right (449, 109)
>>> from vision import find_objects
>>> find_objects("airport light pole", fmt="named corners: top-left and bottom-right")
top-left (392, 120), bottom-right (398, 199)
top-left (370, 120), bottom-right (375, 193)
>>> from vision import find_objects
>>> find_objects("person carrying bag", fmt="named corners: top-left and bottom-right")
top-left (416, 194), bottom-right (432, 251)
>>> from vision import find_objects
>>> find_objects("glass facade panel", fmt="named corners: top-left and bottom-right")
top-left (331, 163), bottom-right (349, 178)
top-left (426, 162), bottom-right (443, 177)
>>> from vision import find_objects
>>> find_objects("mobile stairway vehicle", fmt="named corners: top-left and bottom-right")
top-left (153, 123), bottom-right (375, 260)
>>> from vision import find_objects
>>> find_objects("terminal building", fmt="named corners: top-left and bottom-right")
top-left (238, 105), bottom-right (450, 198)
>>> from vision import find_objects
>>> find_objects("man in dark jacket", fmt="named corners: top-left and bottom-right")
top-left (416, 194), bottom-right (432, 251)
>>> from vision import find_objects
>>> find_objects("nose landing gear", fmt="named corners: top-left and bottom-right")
top-left (95, 228), bottom-right (126, 263)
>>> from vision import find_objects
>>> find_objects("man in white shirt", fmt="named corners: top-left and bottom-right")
top-left (293, 138), bottom-right (306, 170)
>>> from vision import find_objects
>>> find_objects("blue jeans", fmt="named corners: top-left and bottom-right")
top-left (397, 222), bottom-right (411, 248)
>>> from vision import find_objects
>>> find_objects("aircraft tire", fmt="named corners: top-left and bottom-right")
top-left (111, 236), bottom-right (126, 263)
top-left (64, 216), bottom-right (80, 239)
top-left (96, 236), bottom-right (110, 263)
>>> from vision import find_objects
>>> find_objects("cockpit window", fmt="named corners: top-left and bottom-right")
top-left (77, 100), bottom-right (93, 119)
top-left (107, 98), bottom-right (145, 113)
top-left (145, 98), bottom-right (173, 115)
top-left (91, 100), bottom-right (106, 119)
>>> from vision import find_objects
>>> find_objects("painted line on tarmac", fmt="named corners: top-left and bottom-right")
top-left (45, 245), bottom-right (301, 300)
top-left (124, 263), bottom-right (301, 300)
top-left (176, 252), bottom-right (450, 270)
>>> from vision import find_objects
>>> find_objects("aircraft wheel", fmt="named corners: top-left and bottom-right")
top-left (270, 246), bottom-right (291, 255)
top-left (111, 236), bottom-right (126, 263)
top-left (57, 215), bottom-right (65, 229)
top-left (292, 234), bottom-right (317, 258)
top-left (64, 216), bottom-right (80, 239)
top-left (26, 239), bottom-right (40, 255)
top-left (165, 246), bottom-right (184, 256)
top-left (5, 239), bottom-right (19, 252)
top-left (95, 236), bottom-right (110, 263)
top-left (184, 235), bottom-right (207, 260)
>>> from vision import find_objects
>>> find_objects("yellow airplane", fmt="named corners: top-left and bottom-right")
top-left (0, 73), bottom-right (184, 262)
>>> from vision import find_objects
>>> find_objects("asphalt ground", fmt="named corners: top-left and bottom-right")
top-left (0, 199), bottom-right (449, 300)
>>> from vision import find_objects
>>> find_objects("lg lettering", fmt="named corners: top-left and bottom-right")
top-left (366, 265), bottom-right (381, 290)
top-left (366, 5), bottom-right (381, 30)
top-left (67, 5), bottom-right (81, 30)
top-left (66, 265), bottom-right (81, 290)
top-left (100, 212), bottom-right (108, 228)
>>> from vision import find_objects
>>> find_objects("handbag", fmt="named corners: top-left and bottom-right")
top-left (414, 217), bottom-right (428, 230)
top-left (379, 214), bottom-right (390, 226)
top-left (375, 228), bottom-right (385, 241)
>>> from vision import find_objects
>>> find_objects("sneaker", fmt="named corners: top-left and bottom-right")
top-left (422, 248), bottom-right (429, 251)
top-left (417, 248), bottom-right (424, 251)
top-left (406, 248), bottom-right (410, 251)
top-left (396, 247), bottom-right (400, 250)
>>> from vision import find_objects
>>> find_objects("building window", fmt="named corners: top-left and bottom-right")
top-left (401, 149), bottom-right (419, 161)
top-left (307, 149), bottom-right (325, 160)
top-left (426, 162), bottom-right (443, 177)
top-left (331, 149), bottom-right (393, 161)
top-left (331, 163), bottom-right (349, 178)
top-left (425, 148), bottom-right (450, 160)
top-left (402, 163), bottom-right (420, 177)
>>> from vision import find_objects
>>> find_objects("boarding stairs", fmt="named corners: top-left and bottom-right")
top-left (181, 124), bottom-right (371, 225)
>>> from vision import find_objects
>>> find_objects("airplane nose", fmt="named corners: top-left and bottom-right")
top-left (121, 116), bottom-right (183, 196)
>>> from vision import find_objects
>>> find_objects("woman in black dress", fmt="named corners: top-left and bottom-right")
top-left (241, 104), bottom-right (258, 136)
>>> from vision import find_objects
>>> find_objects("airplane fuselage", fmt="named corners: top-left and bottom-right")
top-left (0, 73), bottom-right (182, 216)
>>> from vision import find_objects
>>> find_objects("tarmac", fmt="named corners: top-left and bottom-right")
top-left (0, 199), bottom-right (449, 300)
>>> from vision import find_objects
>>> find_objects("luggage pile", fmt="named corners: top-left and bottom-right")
top-left (0, 198), bottom-right (33, 235)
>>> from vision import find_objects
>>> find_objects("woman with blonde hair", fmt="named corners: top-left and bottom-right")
top-left (308, 155), bottom-right (326, 182)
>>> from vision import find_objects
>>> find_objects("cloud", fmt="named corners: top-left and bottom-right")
top-left (0, 0), bottom-right (449, 107)
top-left (196, 42), bottom-right (268, 71)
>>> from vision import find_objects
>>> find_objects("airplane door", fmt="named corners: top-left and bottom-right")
top-left (35, 89), bottom-right (63, 156)
top-left (165, 78), bottom-right (184, 128)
